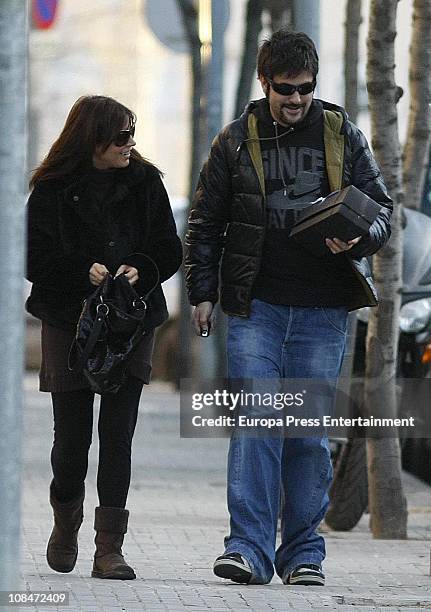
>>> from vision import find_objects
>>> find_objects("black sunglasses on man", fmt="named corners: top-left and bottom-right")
top-left (268, 80), bottom-right (315, 96)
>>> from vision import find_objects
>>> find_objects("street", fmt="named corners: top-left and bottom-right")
top-left (18, 373), bottom-right (431, 611)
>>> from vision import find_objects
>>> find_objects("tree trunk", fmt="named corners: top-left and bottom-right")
top-left (291, 0), bottom-right (320, 45)
top-left (344, 0), bottom-right (362, 124)
top-left (264, 0), bottom-right (293, 33)
top-left (234, 0), bottom-right (264, 119)
top-left (402, 0), bottom-right (431, 211)
top-left (234, 0), bottom-right (296, 121)
top-left (177, 0), bottom-right (203, 207)
top-left (365, 0), bottom-right (408, 539)
top-left (177, 0), bottom-right (203, 384)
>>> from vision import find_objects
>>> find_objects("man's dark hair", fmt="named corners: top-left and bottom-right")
top-left (257, 29), bottom-right (319, 81)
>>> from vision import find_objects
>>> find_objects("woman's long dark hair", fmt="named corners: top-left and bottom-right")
top-left (30, 95), bottom-right (156, 188)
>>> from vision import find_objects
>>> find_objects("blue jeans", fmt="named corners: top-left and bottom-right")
top-left (224, 298), bottom-right (348, 584)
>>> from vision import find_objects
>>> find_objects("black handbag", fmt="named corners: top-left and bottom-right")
top-left (68, 257), bottom-right (159, 394)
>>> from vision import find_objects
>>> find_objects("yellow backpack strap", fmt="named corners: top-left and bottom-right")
top-left (323, 109), bottom-right (345, 192)
top-left (246, 113), bottom-right (266, 196)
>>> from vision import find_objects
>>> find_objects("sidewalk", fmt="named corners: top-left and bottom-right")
top-left (18, 373), bottom-right (431, 611)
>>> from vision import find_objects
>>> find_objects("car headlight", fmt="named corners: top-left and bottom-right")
top-left (399, 298), bottom-right (431, 333)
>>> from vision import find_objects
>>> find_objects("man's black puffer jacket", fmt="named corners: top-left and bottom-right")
top-left (185, 99), bottom-right (393, 315)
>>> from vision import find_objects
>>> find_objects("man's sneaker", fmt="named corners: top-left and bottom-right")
top-left (284, 564), bottom-right (325, 586)
top-left (213, 553), bottom-right (252, 584)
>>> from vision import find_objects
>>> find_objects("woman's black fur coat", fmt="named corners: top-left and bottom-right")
top-left (26, 158), bottom-right (183, 331)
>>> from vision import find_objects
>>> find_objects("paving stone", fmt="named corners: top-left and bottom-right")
top-left (15, 374), bottom-right (431, 611)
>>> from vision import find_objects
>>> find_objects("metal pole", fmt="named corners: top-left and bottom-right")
top-left (0, 0), bottom-right (28, 593)
top-left (292, 0), bottom-right (320, 51)
top-left (208, 0), bottom-right (224, 143)
top-left (200, 0), bottom-right (227, 378)
top-left (210, 0), bottom-right (226, 378)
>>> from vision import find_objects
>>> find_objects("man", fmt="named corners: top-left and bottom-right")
top-left (185, 30), bottom-right (392, 586)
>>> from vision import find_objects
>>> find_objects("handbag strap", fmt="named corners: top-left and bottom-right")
top-left (130, 253), bottom-right (160, 303)
top-left (68, 302), bottom-right (109, 372)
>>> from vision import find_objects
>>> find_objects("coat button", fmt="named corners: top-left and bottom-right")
top-left (72, 195), bottom-right (79, 202)
top-left (108, 241), bottom-right (115, 247)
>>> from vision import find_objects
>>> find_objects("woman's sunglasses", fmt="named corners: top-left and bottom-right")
top-left (113, 125), bottom-right (135, 147)
top-left (268, 80), bottom-right (315, 96)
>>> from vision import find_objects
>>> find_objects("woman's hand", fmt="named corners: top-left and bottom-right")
top-left (89, 262), bottom-right (109, 286)
top-left (115, 264), bottom-right (139, 285)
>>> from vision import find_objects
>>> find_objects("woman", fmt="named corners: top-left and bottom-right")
top-left (26, 95), bottom-right (182, 580)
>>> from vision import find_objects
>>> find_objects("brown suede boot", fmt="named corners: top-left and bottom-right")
top-left (46, 481), bottom-right (84, 573)
top-left (91, 506), bottom-right (136, 580)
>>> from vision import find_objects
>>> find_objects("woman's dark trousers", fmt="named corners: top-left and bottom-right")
top-left (50, 376), bottom-right (143, 507)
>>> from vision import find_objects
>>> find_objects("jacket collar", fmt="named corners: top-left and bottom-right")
top-left (59, 158), bottom-right (151, 223)
top-left (60, 157), bottom-right (150, 193)
top-left (251, 97), bottom-right (323, 132)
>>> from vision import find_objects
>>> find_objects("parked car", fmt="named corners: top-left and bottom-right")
top-left (326, 207), bottom-right (431, 530)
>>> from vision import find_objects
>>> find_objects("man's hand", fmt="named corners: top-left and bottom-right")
top-left (89, 262), bottom-right (109, 286)
top-left (115, 264), bottom-right (139, 285)
top-left (192, 301), bottom-right (215, 336)
top-left (325, 236), bottom-right (362, 254)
